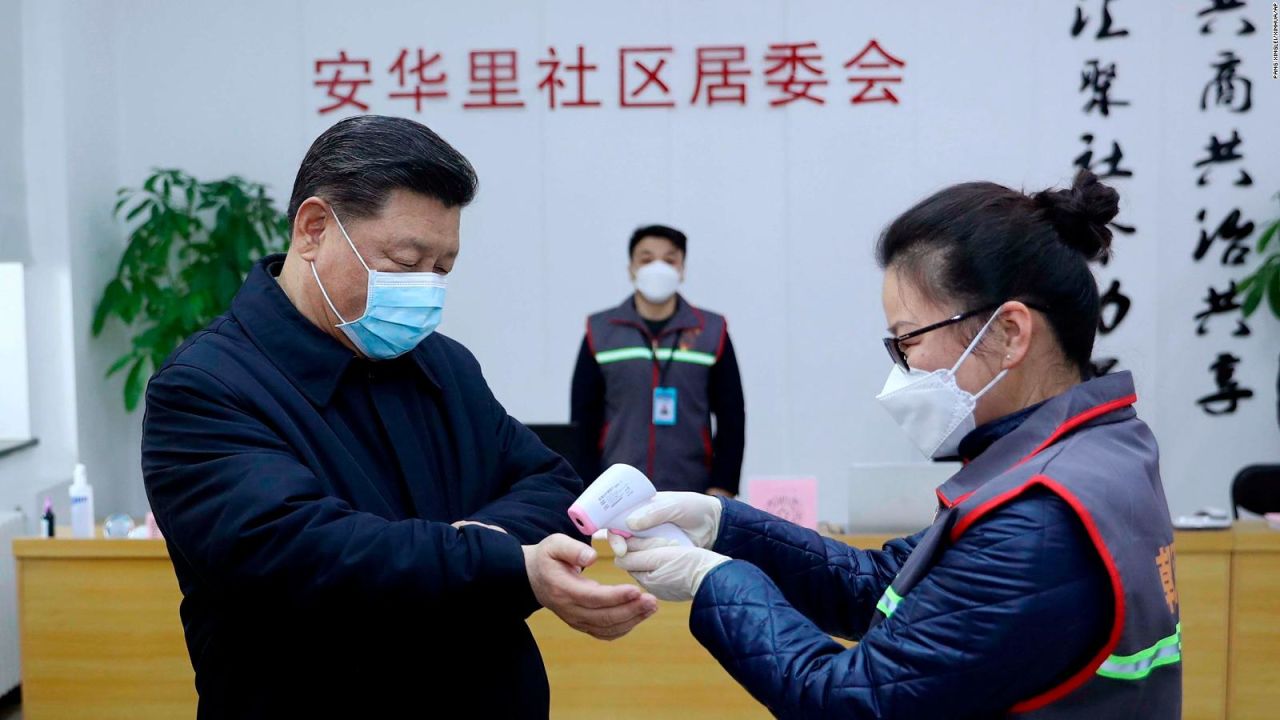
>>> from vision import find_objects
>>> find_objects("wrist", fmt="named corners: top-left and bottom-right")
top-left (691, 554), bottom-right (731, 598)
top-left (707, 496), bottom-right (726, 549)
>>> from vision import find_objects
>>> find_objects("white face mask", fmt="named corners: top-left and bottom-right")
top-left (875, 309), bottom-right (1008, 459)
top-left (634, 260), bottom-right (681, 303)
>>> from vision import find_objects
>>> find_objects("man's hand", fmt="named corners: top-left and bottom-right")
top-left (452, 520), bottom-right (507, 534)
top-left (706, 487), bottom-right (735, 499)
top-left (524, 534), bottom-right (658, 641)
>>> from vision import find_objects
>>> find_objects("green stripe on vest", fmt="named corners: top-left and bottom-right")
top-left (875, 586), bottom-right (903, 618)
top-left (595, 346), bottom-right (717, 367)
top-left (1095, 623), bottom-right (1182, 681)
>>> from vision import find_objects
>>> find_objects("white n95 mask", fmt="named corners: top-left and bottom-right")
top-left (634, 261), bottom-right (681, 303)
top-left (875, 310), bottom-right (1008, 459)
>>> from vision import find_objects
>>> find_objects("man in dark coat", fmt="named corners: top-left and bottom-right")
top-left (142, 115), bottom-right (657, 719)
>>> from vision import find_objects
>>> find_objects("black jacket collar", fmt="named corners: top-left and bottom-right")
top-left (230, 254), bottom-right (440, 407)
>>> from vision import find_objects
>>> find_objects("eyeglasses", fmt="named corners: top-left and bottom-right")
top-left (883, 301), bottom-right (1050, 371)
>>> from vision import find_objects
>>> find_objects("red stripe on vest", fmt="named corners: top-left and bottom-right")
top-left (647, 362), bottom-right (659, 477)
top-left (949, 475), bottom-right (1127, 714)
top-left (936, 487), bottom-right (976, 508)
top-left (683, 306), bottom-right (708, 338)
top-left (1012, 394), bottom-right (1137, 469)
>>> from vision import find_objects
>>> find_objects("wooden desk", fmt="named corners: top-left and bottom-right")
top-left (12, 538), bottom-right (195, 720)
top-left (1226, 523), bottom-right (1280, 718)
top-left (1174, 530), bottom-right (1234, 720)
top-left (10, 527), bottom-right (1272, 719)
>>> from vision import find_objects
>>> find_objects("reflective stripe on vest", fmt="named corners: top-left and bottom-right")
top-left (873, 589), bottom-right (1180, 680)
top-left (594, 346), bottom-right (718, 367)
top-left (876, 586), bottom-right (903, 618)
top-left (1095, 623), bottom-right (1182, 681)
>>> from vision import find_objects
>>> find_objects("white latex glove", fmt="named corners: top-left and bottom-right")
top-left (613, 540), bottom-right (731, 602)
top-left (625, 491), bottom-right (723, 549)
top-left (607, 532), bottom-right (665, 558)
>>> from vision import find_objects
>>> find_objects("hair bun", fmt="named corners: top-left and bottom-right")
top-left (1032, 169), bottom-right (1119, 262)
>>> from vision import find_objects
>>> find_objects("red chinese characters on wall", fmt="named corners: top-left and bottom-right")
top-left (387, 49), bottom-right (447, 112)
top-left (311, 40), bottom-right (906, 114)
top-left (314, 51), bottom-right (373, 114)
top-left (464, 50), bottom-right (525, 109)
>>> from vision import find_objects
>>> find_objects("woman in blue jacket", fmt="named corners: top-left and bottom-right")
top-left (613, 170), bottom-right (1180, 719)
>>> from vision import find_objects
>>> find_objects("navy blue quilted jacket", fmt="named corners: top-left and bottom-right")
top-left (689, 491), bottom-right (1111, 718)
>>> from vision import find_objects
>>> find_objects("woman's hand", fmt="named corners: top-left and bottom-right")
top-left (624, 491), bottom-right (724, 549)
top-left (613, 538), bottom-right (731, 602)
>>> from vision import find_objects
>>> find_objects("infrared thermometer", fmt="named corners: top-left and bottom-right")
top-left (567, 464), bottom-right (693, 547)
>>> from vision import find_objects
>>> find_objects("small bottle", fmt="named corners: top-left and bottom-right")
top-left (69, 463), bottom-right (95, 539)
top-left (40, 498), bottom-right (55, 538)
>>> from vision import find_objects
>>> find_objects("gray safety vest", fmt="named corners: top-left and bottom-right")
top-left (871, 372), bottom-right (1181, 718)
top-left (586, 296), bottom-right (728, 492)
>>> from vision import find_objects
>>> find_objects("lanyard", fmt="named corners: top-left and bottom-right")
top-left (638, 327), bottom-right (683, 387)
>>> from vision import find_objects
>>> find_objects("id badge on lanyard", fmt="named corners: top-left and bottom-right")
top-left (653, 386), bottom-right (678, 426)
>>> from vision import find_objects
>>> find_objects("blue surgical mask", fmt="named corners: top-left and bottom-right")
top-left (310, 208), bottom-right (448, 360)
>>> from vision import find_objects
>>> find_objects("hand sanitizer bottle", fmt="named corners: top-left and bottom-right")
top-left (69, 463), bottom-right (95, 539)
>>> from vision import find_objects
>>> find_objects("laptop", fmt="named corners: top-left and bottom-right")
top-left (847, 462), bottom-right (961, 533)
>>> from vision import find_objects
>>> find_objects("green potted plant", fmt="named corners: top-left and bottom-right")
top-left (1237, 192), bottom-right (1280, 428)
top-left (93, 169), bottom-right (289, 411)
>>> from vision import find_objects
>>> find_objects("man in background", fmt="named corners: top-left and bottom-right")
top-left (571, 225), bottom-right (745, 496)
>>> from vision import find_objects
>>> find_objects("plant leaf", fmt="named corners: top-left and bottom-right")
top-left (117, 281), bottom-right (142, 324)
top-left (105, 353), bottom-right (134, 378)
top-left (105, 169), bottom-right (288, 412)
top-left (1269, 264), bottom-right (1280, 320)
top-left (91, 278), bottom-right (126, 335)
top-left (1258, 219), bottom-right (1279, 253)
top-left (125, 198), bottom-right (153, 222)
top-left (124, 356), bottom-right (150, 413)
top-left (91, 296), bottom-right (112, 336)
top-left (1241, 270), bottom-right (1265, 316)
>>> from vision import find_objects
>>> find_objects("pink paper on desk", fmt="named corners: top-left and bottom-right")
top-left (746, 477), bottom-right (818, 530)
top-left (145, 512), bottom-right (164, 540)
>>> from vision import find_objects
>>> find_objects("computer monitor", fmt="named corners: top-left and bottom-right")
top-left (524, 422), bottom-right (594, 482)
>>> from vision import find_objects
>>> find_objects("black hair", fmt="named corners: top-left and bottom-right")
top-left (629, 224), bottom-right (688, 258)
top-left (875, 169), bottom-right (1120, 379)
top-left (287, 115), bottom-right (478, 228)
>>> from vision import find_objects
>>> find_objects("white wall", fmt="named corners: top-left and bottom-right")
top-left (0, 0), bottom-right (28, 264)
top-left (0, 0), bottom-right (115, 525)
top-left (9, 0), bottom-right (1279, 525)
